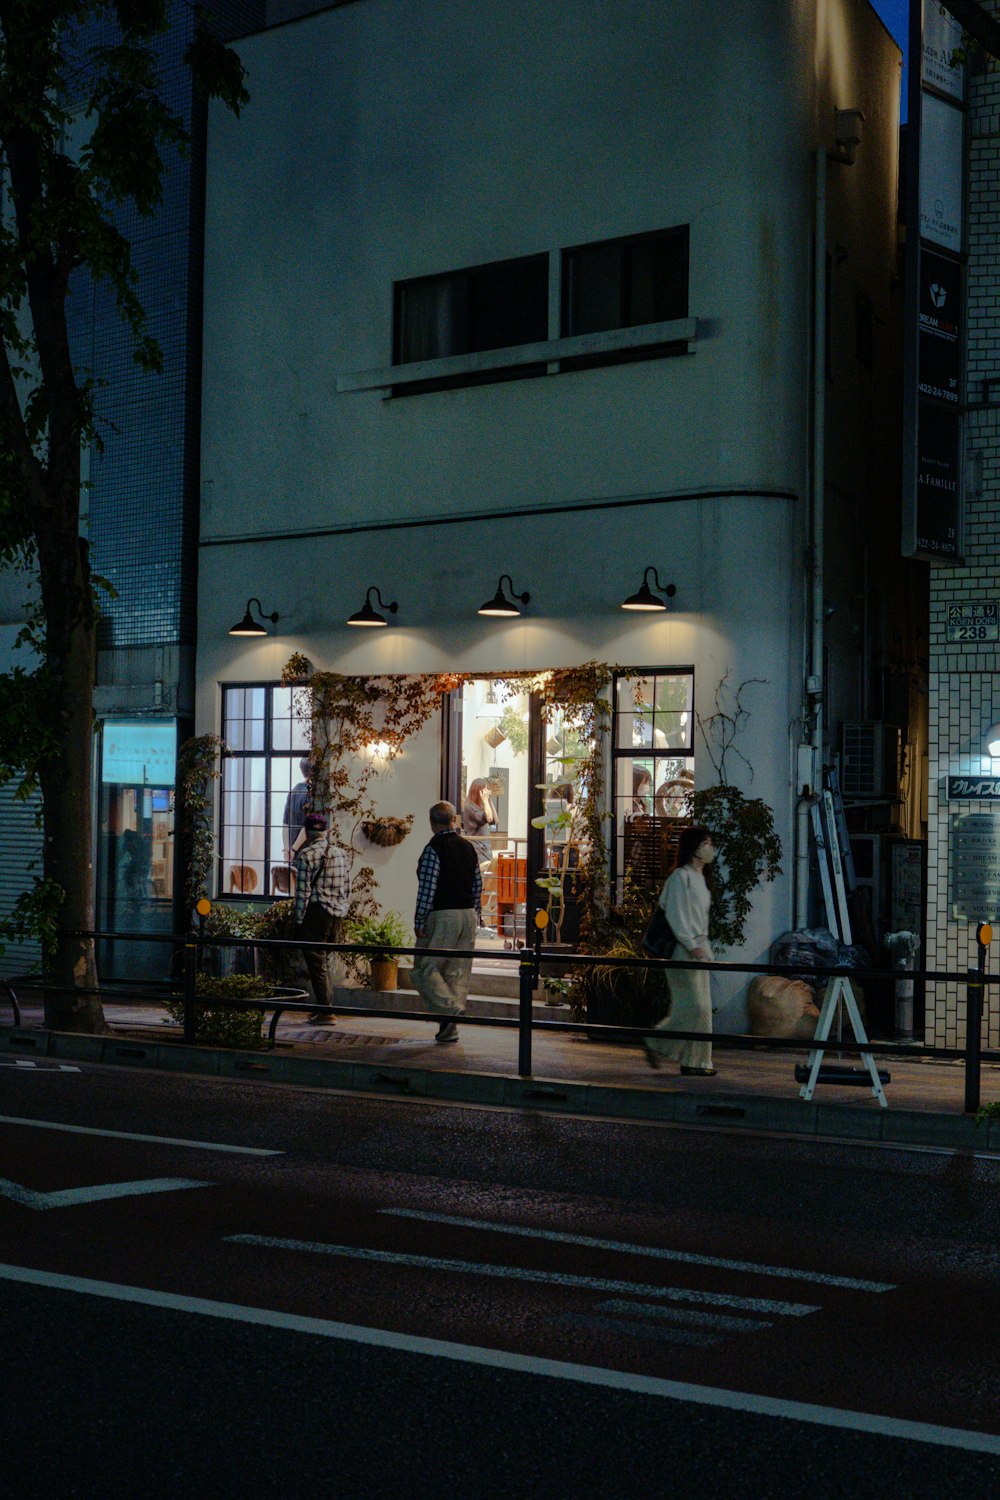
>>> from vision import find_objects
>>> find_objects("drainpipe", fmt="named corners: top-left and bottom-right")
top-left (810, 145), bottom-right (827, 763)
top-left (795, 147), bottom-right (827, 929)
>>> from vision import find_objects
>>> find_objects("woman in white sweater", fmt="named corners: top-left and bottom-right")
top-left (645, 824), bottom-right (717, 1076)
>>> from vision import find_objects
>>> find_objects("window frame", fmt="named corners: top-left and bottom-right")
top-left (218, 682), bottom-right (311, 902)
top-left (393, 250), bottom-right (551, 367)
top-left (610, 666), bottom-right (695, 901)
top-left (560, 224), bottom-right (690, 341)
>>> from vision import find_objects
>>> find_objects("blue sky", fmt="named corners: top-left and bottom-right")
top-left (869, 0), bottom-right (910, 120)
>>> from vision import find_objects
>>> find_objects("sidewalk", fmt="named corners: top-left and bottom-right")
top-left (5, 989), bottom-right (1000, 1152)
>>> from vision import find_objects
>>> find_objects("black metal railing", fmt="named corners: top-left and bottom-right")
top-left (4, 924), bottom-right (998, 1113)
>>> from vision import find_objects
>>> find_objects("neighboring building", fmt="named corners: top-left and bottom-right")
top-left (0, 0), bottom-right (264, 976)
top-left (923, 1), bottom-right (1000, 1046)
top-left (197, 0), bottom-right (916, 1027)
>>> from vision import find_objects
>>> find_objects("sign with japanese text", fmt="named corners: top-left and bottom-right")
top-left (951, 813), bottom-right (1000, 920)
top-left (946, 603), bottom-right (999, 643)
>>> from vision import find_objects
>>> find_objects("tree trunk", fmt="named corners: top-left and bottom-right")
top-left (38, 537), bottom-right (106, 1033)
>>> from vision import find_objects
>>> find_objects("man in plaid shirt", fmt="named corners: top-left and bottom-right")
top-left (294, 812), bottom-right (351, 1023)
top-left (412, 800), bottom-right (482, 1043)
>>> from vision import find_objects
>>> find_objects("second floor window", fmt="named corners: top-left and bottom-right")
top-left (562, 226), bottom-right (689, 338)
top-left (394, 252), bottom-right (549, 364)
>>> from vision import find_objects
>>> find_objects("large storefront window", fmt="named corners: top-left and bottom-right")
top-left (98, 718), bottom-right (177, 977)
top-left (613, 670), bottom-right (694, 898)
top-left (220, 685), bottom-right (311, 899)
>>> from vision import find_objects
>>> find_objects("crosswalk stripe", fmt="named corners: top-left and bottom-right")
top-left (224, 1235), bottom-right (820, 1315)
top-left (597, 1299), bottom-right (772, 1333)
top-left (378, 1208), bottom-right (894, 1293)
top-left (557, 1312), bottom-right (721, 1348)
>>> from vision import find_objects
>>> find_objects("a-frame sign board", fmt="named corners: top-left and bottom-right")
top-left (801, 787), bottom-right (887, 1108)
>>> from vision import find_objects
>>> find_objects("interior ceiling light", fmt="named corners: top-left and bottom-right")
top-left (478, 575), bottom-right (531, 618)
top-left (347, 586), bottom-right (398, 627)
top-left (229, 598), bottom-right (279, 636)
top-left (621, 568), bottom-right (677, 612)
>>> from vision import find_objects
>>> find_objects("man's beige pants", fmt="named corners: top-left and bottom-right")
top-left (411, 908), bottom-right (477, 1016)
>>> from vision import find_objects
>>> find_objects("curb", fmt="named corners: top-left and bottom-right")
top-left (3, 1024), bottom-right (996, 1152)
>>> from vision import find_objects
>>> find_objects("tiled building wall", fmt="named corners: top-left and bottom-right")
top-left (927, 19), bottom-right (1000, 1047)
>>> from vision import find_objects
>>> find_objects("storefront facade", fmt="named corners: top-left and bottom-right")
top-left (194, 0), bottom-right (905, 1028)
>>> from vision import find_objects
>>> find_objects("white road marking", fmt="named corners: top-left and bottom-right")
top-left (0, 1177), bottom-right (212, 1211)
top-left (0, 1262), bottom-right (995, 1454)
top-left (0, 1060), bottom-right (80, 1072)
top-left (598, 1300), bottom-right (772, 1334)
top-left (556, 1311), bottom-right (721, 1348)
top-left (224, 1235), bottom-right (819, 1315)
top-left (378, 1208), bottom-right (895, 1293)
top-left (0, 1115), bottom-right (281, 1156)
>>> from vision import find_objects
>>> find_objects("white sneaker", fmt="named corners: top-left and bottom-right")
top-left (435, 1020), bottom-right (459, 1043)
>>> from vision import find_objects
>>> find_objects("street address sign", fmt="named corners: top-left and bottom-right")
top-left (946, 603), bottom-right (999, 643)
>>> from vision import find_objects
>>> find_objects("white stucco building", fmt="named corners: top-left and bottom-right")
top-left (196, 0), bottom-right (910, 1027)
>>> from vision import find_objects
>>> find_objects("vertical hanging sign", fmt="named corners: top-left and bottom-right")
top-left (902, 0), bottom-right (966, 563)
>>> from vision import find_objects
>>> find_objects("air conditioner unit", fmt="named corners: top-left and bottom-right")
top-left (841, 722), bottom-right (901, 798)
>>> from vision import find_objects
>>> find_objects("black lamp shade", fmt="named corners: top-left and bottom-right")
top-left (229, 598), bottom-right (278, 636)
top-left (478, 575), bottom-right (530, 617)
top-left (347, 587), bottom-right (398, 627)
top-left (621, 569), bottom-right (675, 612)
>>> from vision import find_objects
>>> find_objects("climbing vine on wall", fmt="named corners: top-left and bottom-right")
top-left (296, 668), bottom-right (468, 924)
top-left (176, 733), bottom-right (227, 912)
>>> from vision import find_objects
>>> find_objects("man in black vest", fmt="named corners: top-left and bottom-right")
top-left (412, 800), bottom-right (482, 1042)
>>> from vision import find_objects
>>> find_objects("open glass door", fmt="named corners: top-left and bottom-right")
top-left (457, 678), bottom-right (531, 950)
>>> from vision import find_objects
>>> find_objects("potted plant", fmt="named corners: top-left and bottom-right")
top-left (347, 910), bottom-right (411, 991)
top-left (280, 651), bottom-right (312, 686)
top-left (361, 813), bottom-right (414, 847)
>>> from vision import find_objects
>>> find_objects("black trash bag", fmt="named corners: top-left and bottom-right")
top-left (770, 927), bottom-right (839, 989)
top-left (837, 941), bottom-right (871, 970)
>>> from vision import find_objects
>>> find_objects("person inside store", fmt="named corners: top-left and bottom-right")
top-left (462, 777), bottom-right (497, 862)
top-left (631, 765), bottom-right (653, 816)
top-left (412, 800), bottom-right (482, 1043)
top-left (643, 824), bottom-right (717, 1077)
top-left (283, 756), bottom-right (313, 862)
top-left (293, 812), bottom-right (351, 1024)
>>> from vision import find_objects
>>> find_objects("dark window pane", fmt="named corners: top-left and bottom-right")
top-left (395, 254), bottom-right (547, 364)
top-left (564, 242), bottom-right (623, 336)
top-left (563, 227), bottom-right (689, 337)
top-left (628, 232), bottom-right (688, 324)
top-left (469, 256), bottom-right (548, 353)
top-left (397, 274), bottom-right (470, 362)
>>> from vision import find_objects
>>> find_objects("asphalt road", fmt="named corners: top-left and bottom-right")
top-left (2, 1058), bottom-right (1000, 1499)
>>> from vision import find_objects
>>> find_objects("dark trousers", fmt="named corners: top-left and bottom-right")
top-left (298, 904), bottom-right (344, 1008)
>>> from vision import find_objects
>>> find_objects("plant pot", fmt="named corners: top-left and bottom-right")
top-left (370, 957), bottom-right (398, 991)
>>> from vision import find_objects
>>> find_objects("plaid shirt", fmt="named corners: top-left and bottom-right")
top-left (414, 836), bottom-right (483, 930)
top-left (294, 835), bottom-right (351, 923)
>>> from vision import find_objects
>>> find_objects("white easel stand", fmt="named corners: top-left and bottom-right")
top-left (799, 973), bottom-right (888, 1107)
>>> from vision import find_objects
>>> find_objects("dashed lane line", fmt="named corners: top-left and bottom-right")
top-left (0, 1262), bottom-right (996, 1454)
top-left (0, 1115), bottom-right (282, 1156)
top-left (223, 1235), bottom-right (820, 1315)
top-left (377, 1209), bottom-right (895, 1293)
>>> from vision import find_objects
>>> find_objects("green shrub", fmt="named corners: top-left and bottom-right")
top-left (346, 910), bottom-right (411, 961)
top-left (164, 972), bottom-right (279, 1049)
